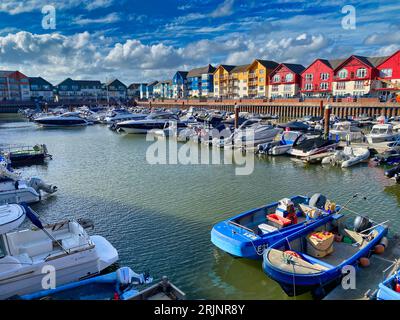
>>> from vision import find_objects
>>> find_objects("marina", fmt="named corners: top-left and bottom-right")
top-left (1, 108), bottom-right (400, 300)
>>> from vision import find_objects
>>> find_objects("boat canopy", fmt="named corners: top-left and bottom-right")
top-left (0, 204), bottom-right (25, 234)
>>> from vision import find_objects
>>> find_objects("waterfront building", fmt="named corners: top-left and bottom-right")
top-left (28, 77), bottom-right (54, 101)
top-left (268, 63), bottom-right (305, 98)
top-left (228, 65), bottom-right (251, 99)
top-left (127, 83), bottom-right (141, 100)
top-left (0, 70), bottom-right (30, 101)
top-left (56, 78), bottom-right (102, 101)
top-left (104, 79), bottom-right (127, 101)
top-left (138, 83), bottom-right (148, 100)
top-left (172, 71), bottom-right (189, 98)
top-left (187, 65), bottom-right (216, 98)
top-left (145, 81), bottom-right (159, 99)
top-left (153, 80), bottom-right (173, 98)
top-left (374, 50), bottom-right (400, 100)
top-left (213, 65), bottom-right (236, 98)
top-left (247, 59), bottom-right (279, 98)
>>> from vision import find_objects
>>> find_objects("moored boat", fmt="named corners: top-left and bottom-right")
top-left (321, 147), bottom-right (370, 168)
top-left (211, 194), bottom-right (339, 259)
top-left (288, 136), bottom-right (339, 157)
top-left (258, 131), bottom-right (305, 155)
top-left (376, 268), bottom-right (400, 300)
top-left (366, 124), bottom-right (400, 145)
top-left (34, 112), bottom-right (90, 127)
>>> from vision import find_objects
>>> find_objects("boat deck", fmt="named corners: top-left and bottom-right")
top-left (323, 236), bottom-right (400, 300)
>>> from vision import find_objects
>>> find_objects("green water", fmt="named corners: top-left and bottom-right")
top-left (1, 115), bottom-right (399, 300)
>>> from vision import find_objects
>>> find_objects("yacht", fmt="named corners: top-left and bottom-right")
top-left (330, 121), bottom-right (363, 141)
top-left (103, 109), bottom-right (147, 125)
top-left (0, 204), bottom-right (118, 299)
top-left (34, 112), bottom-right (90, 127)
top-left (366, 124), bottom-right (400, 145)
top-left (117, 113), bottom-right (186, 134)
top-left (0, 156), bottom-right (57, 204)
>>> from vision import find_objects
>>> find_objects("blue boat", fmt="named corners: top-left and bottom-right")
top-left (258, 131), bottom-right (305, 155)
top-left (377, 269), bottom-right (400, 300)
top-left (17, 267), bottom-right (153, 300)
top-left (211, 194), bottom-right (339, 259)
top-left (262, 215), bottom-right (388, 298)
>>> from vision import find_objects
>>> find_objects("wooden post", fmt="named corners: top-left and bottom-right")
top-left (234, 103), bottom-right (240, 129)
top-left (324, 104), bottom-right (332, 140)
top-left (319, 100), bottom-right (324, 117)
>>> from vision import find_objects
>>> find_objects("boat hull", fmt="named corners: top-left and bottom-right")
top-left (0, 183), bottom-right (40, 204)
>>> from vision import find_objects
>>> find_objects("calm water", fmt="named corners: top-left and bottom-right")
top-left (1, 115), bottom-right (399, 300)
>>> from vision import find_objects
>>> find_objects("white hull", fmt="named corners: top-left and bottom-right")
top-left (0, 181), bottom-right (40, 204)
top-left (270, 145), bottom-right (292, 155)
top-left (366, 134), bottom-right (400, 145)
top-left (38, 123), bottom-right (88, 128)
top-left (119, 127), bottom-right (149, 134)
top-left (288, 143), bottom-right (339, 157)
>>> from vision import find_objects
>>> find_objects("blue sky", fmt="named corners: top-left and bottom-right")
top-left (0, 0), bottom-right (399, 84)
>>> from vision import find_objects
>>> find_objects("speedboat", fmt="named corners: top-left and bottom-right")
top-left (374, 146), bottom-right (400, 165)
top-left (384, 165), bottom-right (400, 183)
top-left (117, 113), bottom-right (186, 134)
top-left (321, 147), bottom-right (370, 168)
top-left (0, 204), bottom-right (119, 299)
top-left (376, 268), bottom-right (400, 300)
top-left (330, 121), bottom-right (363, 142)
top-left (34, 112), bottom-right (90, 127)
top-left (262, 213), bottom-right (388, 297)
top-left (278, 121), bottom-right (313, 133)
top-left (366, 124), bottom-right (400, 145)
top-left (258, 131), bottom-right (306, 155)
top-left (15, 267), bottom-right (152, 300)
top-left (211, 194), bottom-right (339, 259)
top-left (288, 136), bottom-right (339, 157)
top-left (0, 155), bottom-right (57, 204)
top-left (103, 109), bottom-right (147, 125)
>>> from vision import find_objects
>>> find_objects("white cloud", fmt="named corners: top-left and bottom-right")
top-left (85, 0), bottom-right (114, 10)
top-left (73, 13), bottom-right (120, 25)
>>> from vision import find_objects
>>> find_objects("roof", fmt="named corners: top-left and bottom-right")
top-left (147, 81), bottom-right (159, 87)
top-left (255, 59), bottom-right (279, 70)
top-left (231, 64), bottom-right (251, 73)
top-left (278, 63), bottom-right (306, 74)
top-left (29, 77), bottom-right (53, 87)
top-left (175, 71), bottom-right (189, 78)
top-left (128, 83), bottom-right (141, 90)
top-left (57, 78), bottom-right (101, 87)
top-left (187, 64), bottom-right (216, 77)
top-left (106, 79), bottom-right (127, 88)
top-left (215, 65), bottom-right (236, 73)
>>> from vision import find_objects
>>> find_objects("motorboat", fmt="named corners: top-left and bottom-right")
top-left (366, 124), bottom-right (400, 145)
top-left (262, 213), bottom-right (388, 297)
top-left (288, 136), bottom-right (339, 157)
top-left (374, 147), bottom-right (400, 165)
top-left (34, 112), bottom-right (90, 127)
top-left (211, 194), bottom-right (339, 259)
top-left (0, 144), bottom-right (51, 167)
top-left (376, 268), bottom-right (400, 300)
top-left (15, 267), bottom-right (152, 300)
top-left (278, 121), bottom-right (314, 133)
top-left (117, 113), bottom-right (186, 134)
top-left (103, 109), bottom-right (147, 125)
top-left (0, 204), bottom-right (119, 299)
top-left (330, 121), bottom-right (363, 142)
top-left (0, 155), bottom-right (57, 204)
top-left (258, 131), bottom-right (306, 155)
top-left (215, 119), bottom-right (283, 148)
top-left (384, 165), bottom-right (400, 183)
top-left (321, 147), bottom-right (370, 168)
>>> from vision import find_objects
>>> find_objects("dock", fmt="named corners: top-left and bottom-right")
top-left (324, 236), bottom-right (400, 300)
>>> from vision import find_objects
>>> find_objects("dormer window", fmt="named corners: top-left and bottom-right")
top-left (338, 69), bottom-right (348, 79)
top-left (285, 73), bottom-right (293, 82)
top-left (356, 68), bottom-right (367, 78)
top-left (273, 74), bottom-right (281, 82)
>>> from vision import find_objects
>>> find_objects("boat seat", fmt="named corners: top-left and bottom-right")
top-left (258, 223), bottom-right (278, 235)
top-left (343, 229), bottom-right (364, 246)
top-left (19, 239), bottom-right (53, 257)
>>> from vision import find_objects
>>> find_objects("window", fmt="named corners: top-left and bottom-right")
top-left (259, 78), bottom-right (264, 82)
top-left (284, 84), bottom-right (292, 92)
top-left (259, 86), bottom-right (265, 91)
top-left (380, 69), bottom-right (393, 78)
top-left (305, 83), bottom-right (313, 91)
top-left (320, 82), bottom-right (329, 90)
top-left (356, 68), bottom-right (367, 78)
top-left (285, 73), bottom-right (293, 82)
top-left (272, 85), bottom-right (279, 92)
top-left (336, 82), bottom-right (346, 90)
top-left (259, 69), bottom-right (265, 74)
top-left (320, 73), bottom-right (329, 80)
top-left (273, 75), bottom-right (281, 82)
top-left (338, 69), bottom-right (348, 79)
top-left (354, 81), bottom-right (365, 90)
top-left (305, 74), bottom-right (313, 81)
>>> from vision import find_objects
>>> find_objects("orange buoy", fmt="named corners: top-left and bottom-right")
top-left (374, 244), bottom-right (385, 254)
top-left (359, 257), bottom-right (370, 267)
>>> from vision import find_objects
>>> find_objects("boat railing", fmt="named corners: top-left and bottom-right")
top-left (227, 220), bottom-right (256, 234)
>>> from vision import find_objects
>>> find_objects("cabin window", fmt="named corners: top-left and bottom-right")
top-left (338, 69), bottom-right (348, 79)
top-left (285, 73), bottom-right (293, 82)
top-left (357, 68), bottom-right (367, 78)
top-left (273, 75), bottom-right (281, 82)
top-left (0, 238), bottom-right (6, 258)
top-left (380, 69), bottom-right (393, 78)
top-left (320, 73), bottom-right (329, 80)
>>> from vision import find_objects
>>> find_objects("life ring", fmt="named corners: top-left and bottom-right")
top-left (284, 250), bottom-right (301, 259)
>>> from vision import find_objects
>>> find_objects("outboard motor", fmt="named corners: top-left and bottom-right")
top-left (28, 177), bottom-right (58, 194)
top-left (116, 267), bottom-right (153, 286)
top-left (309, 193), bottom-right (327, 209)
top-left (354, 216), bottom-right (372, 233)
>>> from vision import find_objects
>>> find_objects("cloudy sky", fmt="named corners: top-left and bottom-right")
top-left (0, 0), bottom-right (399, 85)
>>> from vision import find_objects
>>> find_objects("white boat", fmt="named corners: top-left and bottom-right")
top-left (321, 146), bottom-right (370, 168)
top-left (366, 124), bottom-right (400, 145)
top-left (288, 136), bottom-right (339, 157)
top-left (117, 113), bottom-right (186, 134)
top-left (0, 156), bottom-right (57, 204)
top-left (34, 112), bottom-right (90, 127)
top-left (215, 119), bottom-right (283, 148)
top-left (0, 204), bottom-right (118, 299)
top-left (330, 121), bottom-right (363, 141)
top-left (258, 131), bottom-right (306, 155)
top-left (103, 109), bottom-right (147, 125)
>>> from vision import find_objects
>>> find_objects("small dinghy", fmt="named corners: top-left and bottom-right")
top-left (262, 214), bottom-right (388, 297)
top-left (376, 268), bottom-right (400, 300)
top-left (321, 147), bottom-right (370, 168)
top-left (211, 194), bottom-right (340, 259)
top-left (15, 267), bottom-right (153, 300)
